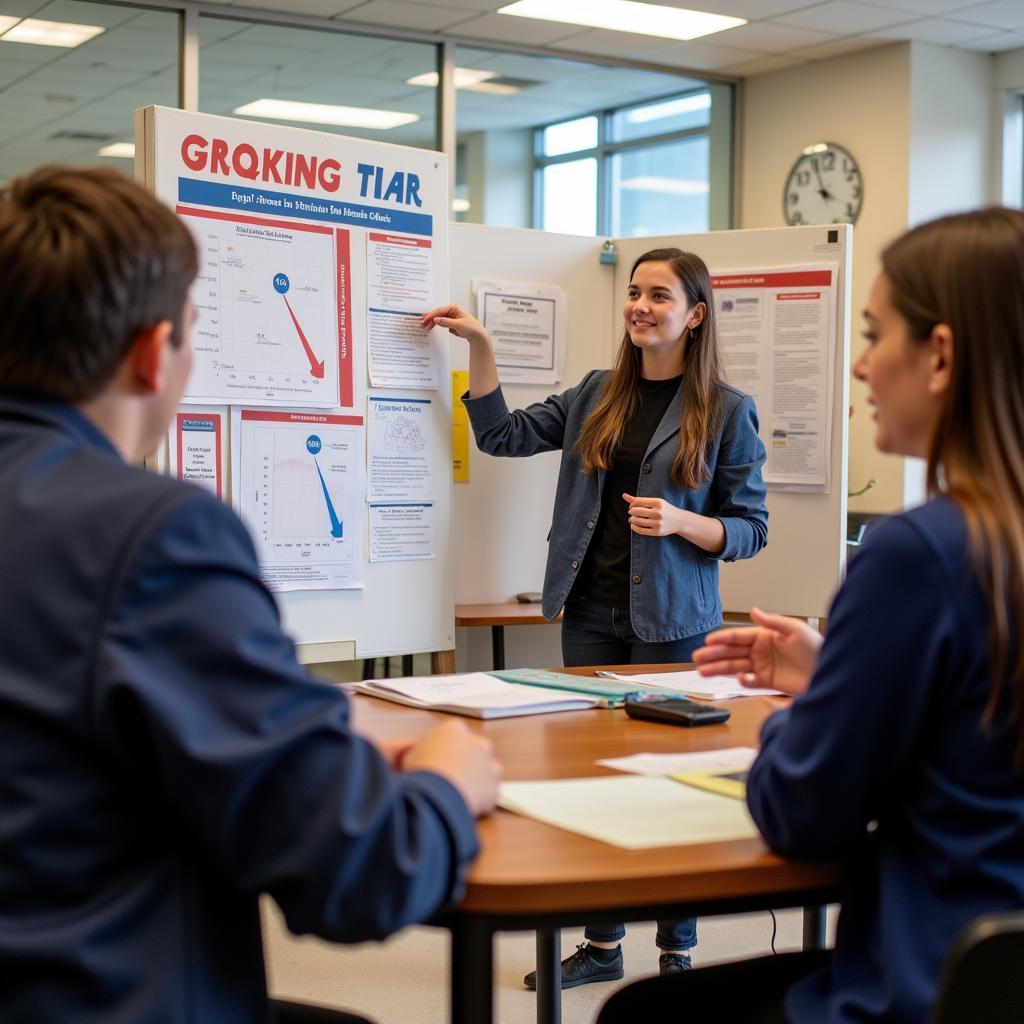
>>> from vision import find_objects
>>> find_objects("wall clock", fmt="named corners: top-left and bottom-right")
top-left (783, 141), bottom-right (863, 226)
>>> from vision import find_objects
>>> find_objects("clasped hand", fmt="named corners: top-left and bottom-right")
top-left (623, 493), bottom-right (686, 537)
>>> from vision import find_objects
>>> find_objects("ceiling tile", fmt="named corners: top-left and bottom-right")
top-left (641, 39), bottom-right (767, 70)
top-left (0, 0), bottom-right (44, 15)
top-left (955, 1), bottom-right (1024, 31)
top-left (32, 0), bottom-right (140, 29)
top-left (444, 12), bottom-right (585, 46)
top-left (773, 1), bottom-right (916, 33)
top-left (789, 33), bottom-right (890, 58)
top-left (647, 0), bottom-right (823, 16)
top-left (370, 0), bottom-right (501, 9)
top-left (710, 20), bottom-right (839, 53)
top-left (720, 54), bottom-right (810, 75)
top-left (552, 27), bottom-right (698, 59)
top-left (959, 30), bottom-right (1024, 50)
top-left (857, 0), bottom-right (989, 12)
top-left (225, 0), bottom-right (362, 14)
top-left (867, 16), bottom-right (997, 43)
top-left (338, 1), bottom-right (473, 31)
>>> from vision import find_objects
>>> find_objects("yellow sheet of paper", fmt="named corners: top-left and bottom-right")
top-left (499, 775), bottom-right (758, 850)
top-left (672, 769), bottom-right (748, 801)
top-left (452, 370), bottom-right (469, 483)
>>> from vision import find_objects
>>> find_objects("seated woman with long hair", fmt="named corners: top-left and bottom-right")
top-left (598, 206), bottom-right (1024, 1024)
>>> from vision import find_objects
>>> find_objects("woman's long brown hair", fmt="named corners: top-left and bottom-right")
top-left (881, 208), bottom-right (1024, 771)
top-left (573, 248), bottom-right (724, 490)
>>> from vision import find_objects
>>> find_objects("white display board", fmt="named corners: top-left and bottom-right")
top-left (137, 106), bottom-right (453, 659)
top-left (451, 222), bottom-right (851, 626)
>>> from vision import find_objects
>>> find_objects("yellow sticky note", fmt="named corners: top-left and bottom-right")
top-left (452, 370), bottom-right (469, 483)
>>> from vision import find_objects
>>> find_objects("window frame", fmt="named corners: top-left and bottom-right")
top-left (534, 87), bottom-right (716, 237)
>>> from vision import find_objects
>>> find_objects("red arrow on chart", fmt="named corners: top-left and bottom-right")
top-left (282, 295), bottom-right (325, 379)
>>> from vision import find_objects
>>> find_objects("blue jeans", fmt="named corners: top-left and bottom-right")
top-left (561, 597), bottom-right (707, 953)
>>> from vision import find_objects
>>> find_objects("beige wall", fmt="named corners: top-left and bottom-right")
top-left (739, 43), bottom-right (911, 513)
top-left (739, 41), bottom-right (1012, 514)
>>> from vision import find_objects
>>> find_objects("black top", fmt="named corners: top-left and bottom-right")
top-left (570, 374), bottom-right (682, 608)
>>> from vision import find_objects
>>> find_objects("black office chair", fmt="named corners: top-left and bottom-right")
top-left (930, 911), bottom-right (1024, 1024)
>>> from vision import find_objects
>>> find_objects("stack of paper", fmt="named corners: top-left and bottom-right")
top-left (597, 669), bottom-right (784, 699)
top-left (499, 776), bottom-right (758, 849)
top-left (353, 672), bottom-right (598, 719)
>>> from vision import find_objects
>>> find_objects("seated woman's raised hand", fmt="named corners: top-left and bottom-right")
top-left (692, 607), bottom-right (823, 697)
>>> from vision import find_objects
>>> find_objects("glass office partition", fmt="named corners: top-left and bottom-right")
top-left (198, 17), bottom-right (439, 153)
top-left (0, 1), bottom-right (178, 185)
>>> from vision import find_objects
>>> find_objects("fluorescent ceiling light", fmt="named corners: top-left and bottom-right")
top-left (406, 68), bottom-right (521, 96)
top-left (1, 18), bottom-right (105, 47)
top-left (233, 98), bottom-right (418, 130)
top-left (627, 93), bottom-right (711, 124)
top-left (452, 198), bottom-right (471, 213)
top-left (0, 16), bottom-right (20, 34)
top-left (407, 68), bottom-right (495, 88)
top-left (98, 142), bottom-right (135, 159)
top-left (620, 176), bottom-right (709, 195)
top-left (497, 0), bottom-right (746, 41)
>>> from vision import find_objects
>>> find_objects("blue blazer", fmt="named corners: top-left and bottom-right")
top-left (0, 397), bottom-right (478, 1024)
top-left (463, 371), bottom-right (768, 641)
top-left (749, 498), bottom-right (1024, 1023)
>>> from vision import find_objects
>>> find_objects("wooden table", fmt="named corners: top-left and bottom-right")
top-left (353, 665), bottom-right (842, 1024)
top-left (454, 602), bottom-right (563, 670)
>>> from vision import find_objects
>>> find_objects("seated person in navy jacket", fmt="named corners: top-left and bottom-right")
top-left (597, 208), bottom-right (1024, 1023)
top-left (0, 165), bottom-right (499, 1024)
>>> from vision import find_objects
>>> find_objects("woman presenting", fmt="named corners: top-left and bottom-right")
top-left (421, 247), bottom-right (768, 988)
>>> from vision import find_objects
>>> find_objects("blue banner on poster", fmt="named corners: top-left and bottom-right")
top-left (177, 177), bottom-right (434, 237)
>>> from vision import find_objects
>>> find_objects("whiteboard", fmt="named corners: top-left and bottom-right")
top-left (451, 223), bottom-right (851, 622)
top-left (137, 106), bottom-right (453, 660)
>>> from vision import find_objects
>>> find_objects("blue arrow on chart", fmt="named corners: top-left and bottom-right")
top-left (306, 435), bottom-right (343, 538)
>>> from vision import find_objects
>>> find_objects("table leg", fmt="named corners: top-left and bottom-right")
top-left (802, 905), bottom-right (827, 950)
top-left (450, 918), bottom-right (493, 1024)
top-left (536, 928), bottom-right (562, 1024)
top-left (491, 625), bottom-right (506, 671)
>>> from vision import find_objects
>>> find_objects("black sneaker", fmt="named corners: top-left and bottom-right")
top-left (523, 943), bottom-right (624, 990)
top-left (658, 952), bottom-right (692, 975)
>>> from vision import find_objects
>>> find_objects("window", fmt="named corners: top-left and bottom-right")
top-left (453, 45), bottom-right (729, 232)
top-left (536, 84), bottom-right (731, 238)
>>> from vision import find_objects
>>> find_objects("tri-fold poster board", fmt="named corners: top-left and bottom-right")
top-left (137, 104), bottom-right (850, 663)
top-left (136, 105), bottom-right (453, 661)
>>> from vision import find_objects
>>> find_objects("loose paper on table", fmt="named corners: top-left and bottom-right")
top-left (598, 747), bottom-right (757, 777)
top-left (598, 669), bottom-right (784, 699)
top-left (713, 266), bottom-right (837, 491)
top-left (369, 503), bottom-right (434, 563)
top-left (367, 232), bottom-right (438, 389)
top-left (474, 278), bottom-right (566, 385)
top-left (367, 396), bottom-right (433, 502)
top-left (231, 408), bottom-right (364, 592)
top-left (499, 776), bottom-right (759, 849)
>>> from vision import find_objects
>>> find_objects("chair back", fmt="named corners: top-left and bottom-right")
top-left (930, 911), bottom-right (1024, 1023)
